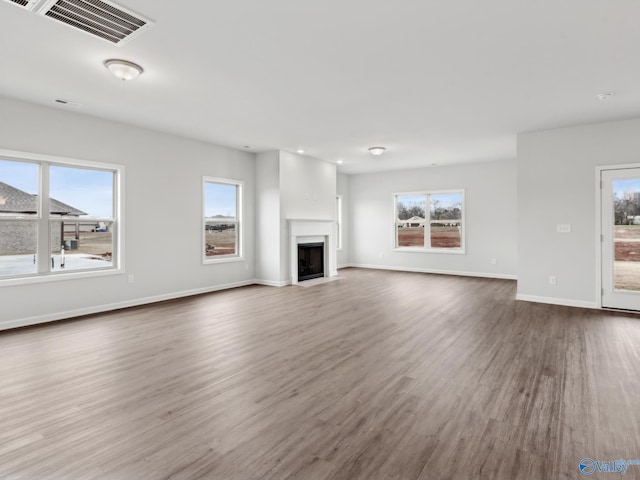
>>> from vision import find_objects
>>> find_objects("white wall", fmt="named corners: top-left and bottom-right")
top-left (279, 151), bottom-right (337, 220)
top-left (0, 96), bottom-right (256, 329)
top-left (517, 117), bottom-right (640, 307)
top-left (254, 150), bottom-right (337, 285)
top-left (255, 151), bottom-right (281, 284)
top-left (337, 173), bottom-right (350, 267)
top-left (279, 151), bottom-right (337, 283)
top-left (348, 160), bottom-right (517, 278)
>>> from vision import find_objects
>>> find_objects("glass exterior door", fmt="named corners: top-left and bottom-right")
top-left (602, 168), bottom-right (640, 310)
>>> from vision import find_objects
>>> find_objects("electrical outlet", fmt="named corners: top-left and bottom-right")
top-left (556, 224), bottom-right (571, 233)
top-left (549, 275), bottom-right (556, 285)
top-left (491, 258), bottom-right (497, 265)
top-left (128, 274), bottom-right (135, 284)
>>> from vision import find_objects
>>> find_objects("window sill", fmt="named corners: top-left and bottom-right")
top-left (203, 255), bottom-right (245, 265)
top-left (0, 267), bottom-right (122, 287)
top-left (393, 247), bottom-right (466, 255)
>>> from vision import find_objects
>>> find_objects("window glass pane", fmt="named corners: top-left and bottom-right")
top-left (0, 159), bottom-right (39, 216)
top-left (49, 166), bottom-right (113, 218)
top-left (205, 223), bottom-right (237, 256)
top-left (204, 182), bottom-right (237, 220)
top-left (204, 181), bottom-right (239, 258)
top-left (396, 195), bottom-right (426, 247)
top-left (612, 179), bottom-right (640, 291)
top-left (430, 193), bottom-right (462, 248)
top-left (50, 220), bottom-right (113, 272)
top-left (0, 221), bottom-right (38, 276)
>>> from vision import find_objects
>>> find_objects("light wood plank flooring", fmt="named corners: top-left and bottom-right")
top-left (1, 268), bottom-right (640, 479)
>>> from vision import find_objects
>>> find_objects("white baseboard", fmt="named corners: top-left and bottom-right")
top-left (337, 263), bottom-right (354, 269)
top-left (0, 279), bottom-right (256, 331)
top-left (1, 267), bottom-right (520, 332)
top-left (515, 294), bottom-right (598, 309)
top-left (350, 263), bottom-right (517, 280)
top-left (253, 279), bottom-right (289, 287)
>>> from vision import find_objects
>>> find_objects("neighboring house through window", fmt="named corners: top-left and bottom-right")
top-left (394, 190), bottom-right (465, 252)
top-left (203, 177), bottom-right (243, 262)
top-left (0, 153), bottom-right (122, 281)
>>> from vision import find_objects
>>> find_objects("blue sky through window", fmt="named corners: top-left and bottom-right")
top-left (50, 166), bottom-right (113, 217)
top-left (398, 193), bottom-right (462, 211)
top-left (430, 193), bottom-right (462, 210)
top-left (614, 179), bottom-right (640, 199)
top-left (1, 159), bottom-right (114, 218)
top-left (0, 159), bottom-right (38, 194)
top-left (205, 182), bottom-right (237, 218)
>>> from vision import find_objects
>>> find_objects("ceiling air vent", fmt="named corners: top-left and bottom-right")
top-left (1, 0), bottom-right (40, 10)
top-left (37, 0), bottom-right (153, 45)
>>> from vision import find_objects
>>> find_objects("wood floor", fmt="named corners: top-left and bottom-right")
top-left (1, 268), bottom-right (640, 479)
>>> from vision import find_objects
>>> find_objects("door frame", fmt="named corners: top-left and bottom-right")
top-left (595, 162), bottom-right (640, 310)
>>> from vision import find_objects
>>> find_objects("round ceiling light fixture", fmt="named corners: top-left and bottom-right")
top-left (596, 92), bottom-right (614, 101)
top-left (336, 159), bottom-right (344, 164)
top-left (104, 59), bottom-right (144, 81)
top-left (368, 146), bottom-right (386, 156)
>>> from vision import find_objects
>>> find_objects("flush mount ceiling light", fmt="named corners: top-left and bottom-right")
top-left (296, 149), bottom-right (305, 154)
top-left (368, 146), bottom-right (386, 156)
top-left (336, 159), bottom-right (344, 164)
top-left (104, 59), bottom-right (144, 81)
top-left (596, 92), bottom-right (614, 100)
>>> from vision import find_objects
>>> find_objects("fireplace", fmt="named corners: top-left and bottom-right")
top-left (288, 219), bottom-right (336, 285)
top-left (297, 242), bottom-right (324, 282)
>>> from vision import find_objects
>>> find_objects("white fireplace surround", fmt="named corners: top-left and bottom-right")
top-left (288, 219), bottom-right (338, 285)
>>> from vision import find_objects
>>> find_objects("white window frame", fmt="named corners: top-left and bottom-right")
top-left (336, 194), bottom-right (343, 251)
top-left (393, 189), bottom-right (465, 254)
top-left (0, 149), bottom-right (124, 286)
top-left (202, 176), bottom-right (244, 264)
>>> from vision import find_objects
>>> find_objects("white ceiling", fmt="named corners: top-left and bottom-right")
top-left (1, 0), bottom-right (639, 174)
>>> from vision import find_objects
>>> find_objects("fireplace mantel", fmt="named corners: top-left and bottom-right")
top-left (288, 219), bottom-right (337, 284)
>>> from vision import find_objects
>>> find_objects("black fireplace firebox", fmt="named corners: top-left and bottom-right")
top-left (298, 242), bottom-right (324, 282)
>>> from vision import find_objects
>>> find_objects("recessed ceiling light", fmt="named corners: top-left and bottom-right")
top-left (596, 92), bottom-right (614, 101)
top-left (368, 146), bottom-right (386, 156)
top-left (336, 159), bottom-right (344, 164)
top-left (104, 59), bottom-right (144, 81)
top-left (296, 149), bottom-right (305, 154)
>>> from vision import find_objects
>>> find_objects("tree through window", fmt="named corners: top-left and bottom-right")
top-left (395, 190), bottom-right (464, 251)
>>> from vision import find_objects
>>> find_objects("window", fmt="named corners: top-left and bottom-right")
top-left (394, 190), bottom-right (464, 252)
top-left (0, 152), bottom-right (121, 281)
top-left (336, 195), bottom-right (343, 250)
top-left (203, 177), bottom-right (243, 262)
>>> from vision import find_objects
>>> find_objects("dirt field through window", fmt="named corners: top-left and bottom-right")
top-left (205, 229), bottom-right (237, 256)
top-left (397, 226), bottom-right (461, 248)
